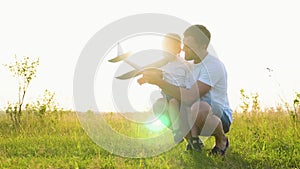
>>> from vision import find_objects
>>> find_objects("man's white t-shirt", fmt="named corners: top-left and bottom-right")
top-left (161, 56), bottom-right (192, 88)
top-left (190, 53), bottom-right (232, 123)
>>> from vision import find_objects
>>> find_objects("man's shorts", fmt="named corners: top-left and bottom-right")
top-left (202, 99), bottom-right (232, 134)
top-left (220, 110), bottom-right (231, 133)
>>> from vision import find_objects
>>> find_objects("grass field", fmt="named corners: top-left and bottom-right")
top-left (0, 111), bottom-right (299, 169)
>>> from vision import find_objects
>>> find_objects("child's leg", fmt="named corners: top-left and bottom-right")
top-left (153, 98), bottom-right (168, 116)
top-left (169, 98), bottom-right (199, 145)
top-left (152, 97), bottom-right (172, 129)
top-left (168, 98), bottom-right (183, 143)
top-left (168, 98), bottom-right (180, 131)
top-left (168, 98), bottom-right (195, 133)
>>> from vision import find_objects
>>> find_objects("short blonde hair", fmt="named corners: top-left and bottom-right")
top-left (162, 33), bottom-right (181, 54)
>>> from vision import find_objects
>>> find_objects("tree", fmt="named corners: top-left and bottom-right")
top-left (4, 55), bottom-right (39, 127)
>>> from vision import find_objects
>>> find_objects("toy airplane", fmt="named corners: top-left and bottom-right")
top-left (108, 43), bottom-right (170, 80)
top-left (108, 43), bottom-right (138, 68)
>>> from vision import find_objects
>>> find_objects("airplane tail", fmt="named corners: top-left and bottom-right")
top-left (108, 43), bottom-right (132, 63)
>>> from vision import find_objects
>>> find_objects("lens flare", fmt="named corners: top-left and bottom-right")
top-left (146, 114), bottom-right (170, 132)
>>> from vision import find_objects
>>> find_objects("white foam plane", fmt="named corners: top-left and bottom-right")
top-left (108, 43), bottom-right (169, 80)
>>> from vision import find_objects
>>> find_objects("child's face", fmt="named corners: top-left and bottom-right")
top-left (162, 38), bottom-right (181, 56)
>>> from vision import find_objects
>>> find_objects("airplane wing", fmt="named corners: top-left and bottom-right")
top-left (115, 57), bottom-right (170, 80)
top-left (115, 69), bottom-right (142, 79)
top-left (108, 52), bottom-right (132, 63)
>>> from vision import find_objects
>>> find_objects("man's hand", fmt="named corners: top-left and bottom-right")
top-left (137, 68), bottom-right (163, 85)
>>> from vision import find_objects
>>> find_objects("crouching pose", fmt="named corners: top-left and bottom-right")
top-left (139, 25), bottom-right (232, 155)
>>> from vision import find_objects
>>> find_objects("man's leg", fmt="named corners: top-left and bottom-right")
top-left (183, 102), bottom-right (204, 151)
top-left (191, 101), bottom-right (228, 151)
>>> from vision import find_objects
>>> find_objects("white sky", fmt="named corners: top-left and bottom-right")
top-left (1, 0), bottom-right (300, 112)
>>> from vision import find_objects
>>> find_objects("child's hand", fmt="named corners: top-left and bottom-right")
top-left (142, 68), bottom-right (163, 85)
top-left (137, 77), bottom-right (146, 85)
top-left (137, 68), bottom-right (163, 85)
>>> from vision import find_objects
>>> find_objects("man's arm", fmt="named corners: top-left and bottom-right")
top-left (158, 80), bottom-right (211, 106)
top-left (139, 68), bottom-right (211, 106)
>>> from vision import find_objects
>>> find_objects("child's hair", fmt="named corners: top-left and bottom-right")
top-left (162, 33), bottom-right (181, 55)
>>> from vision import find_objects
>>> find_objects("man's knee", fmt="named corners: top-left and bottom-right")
top-left (191, 101), bottom-right (211, 125)
top-left (191, 101), bottom-right (210, 115)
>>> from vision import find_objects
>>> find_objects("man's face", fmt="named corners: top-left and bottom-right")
top-left (183, 36), bottom-right (197, 61)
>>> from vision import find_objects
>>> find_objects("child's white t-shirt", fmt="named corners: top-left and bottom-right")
top-left (161, 56), bottom-right (193, 88)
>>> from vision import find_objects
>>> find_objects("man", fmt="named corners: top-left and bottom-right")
top-left (138, 25), bottom-right (232, 155)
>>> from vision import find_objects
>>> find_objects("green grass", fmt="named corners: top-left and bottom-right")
top-left (0, 111), bottom-right (299, 169)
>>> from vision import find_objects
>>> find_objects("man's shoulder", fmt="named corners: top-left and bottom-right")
top-left (204, 54), bottom-right (226, 71)
top-left (205, 54), bottom-right (222, 64)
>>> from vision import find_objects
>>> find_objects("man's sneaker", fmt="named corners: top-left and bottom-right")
top-left (185, 143), bottom-right (192, 151)
top-left (209, 137), bottom-right (229, 156)
top-left (187, 137), bottom-right (204, 152)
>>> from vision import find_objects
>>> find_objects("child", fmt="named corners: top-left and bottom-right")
top-left (140, 33), bottom-right (193, 143)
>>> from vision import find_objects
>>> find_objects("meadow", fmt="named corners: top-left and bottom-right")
top-left (0, 109), bottom-right (299, 169)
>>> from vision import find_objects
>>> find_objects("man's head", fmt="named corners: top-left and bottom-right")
top-left (162, 33), bottom-right (181, 57)
top-left (183, 25), bottom-right (211, 62)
